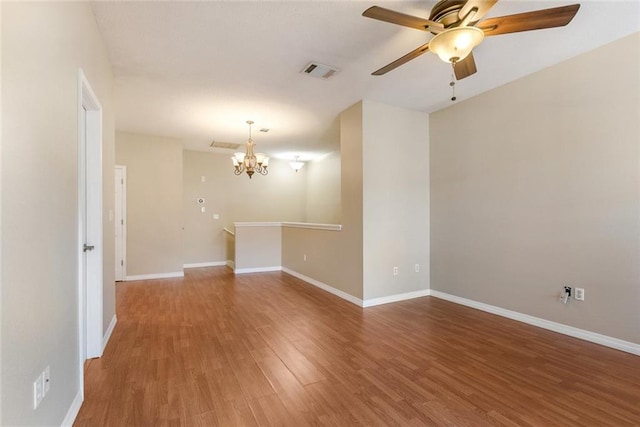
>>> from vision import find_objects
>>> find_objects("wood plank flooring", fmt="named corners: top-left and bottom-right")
top-left (75, 267), bottom-right (640, 426)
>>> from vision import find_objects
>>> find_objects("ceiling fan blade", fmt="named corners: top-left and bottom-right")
top-left (458, 0), bottom-right (498, 23)
top-left (478, 4), bottom-right (580, 37)
top-left (363, 6), bottom-right (444, 32)
top-left (454, 52), bottom-right (478, 80)
top-left (372, 43), bottom-right (430, 75)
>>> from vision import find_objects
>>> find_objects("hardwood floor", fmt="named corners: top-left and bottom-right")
top-left (75, 267), bottom-right (640, 426)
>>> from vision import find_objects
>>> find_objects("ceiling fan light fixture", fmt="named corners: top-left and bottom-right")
top-left (428, 26), bottom-right (484, 63)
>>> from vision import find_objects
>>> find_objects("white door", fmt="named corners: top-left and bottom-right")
top-left (78, 70), bottom-right (104, 372)
top-left (114, 166), bottom-right (127, 281)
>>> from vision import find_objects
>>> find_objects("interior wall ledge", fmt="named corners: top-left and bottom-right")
top-left (281, 222), bottom-right (342, 231)
top-left (232, 221), bottom-right (342, 231)
top-left (233, 222), bottom-right (282, 227)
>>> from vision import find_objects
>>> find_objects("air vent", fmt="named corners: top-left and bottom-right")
top-left (301, 62), bottom-right (340, 79)
top-left (210, 141), bottom-right (241, 150)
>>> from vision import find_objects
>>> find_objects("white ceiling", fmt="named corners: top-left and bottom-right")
top-left (91, 1), bottom-right (640, 159)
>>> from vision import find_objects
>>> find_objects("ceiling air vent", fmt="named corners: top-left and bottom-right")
top-left (301, 62), bottom-right (340, 79)
top-left (210, 141), bottom-right (241, 150)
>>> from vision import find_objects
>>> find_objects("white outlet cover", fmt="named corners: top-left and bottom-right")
top-left (33, 373), bottom-right (43, 409)
top-left (44, 366), bottom-right (50, 394)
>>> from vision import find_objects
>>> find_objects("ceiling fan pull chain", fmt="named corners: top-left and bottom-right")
top-left (450, 73), bottom-right (457, 102)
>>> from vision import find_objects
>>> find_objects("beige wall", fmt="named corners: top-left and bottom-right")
top-left (116, 132), bottom-right (184, 276)
top-left (234, 225), bottom-right (282, 270)
top-left (2, 2), bottom-right (115, 425)
top-left (282, 101), bottom-right (430, 303)
top-left (282, 102), bottom-right (364, 299)
top-left (183, 151), bottom-right (228, 264)
top-left (1, 2), bottom-right (4, 421)
top-left (362, 101), bottom-right (429, 300)
top-left (305, 151), bottom-right (341, 224)
top-left (430, 33), bottom-right (640, 344)
top-left (183, 150), bottom-right (307, 265)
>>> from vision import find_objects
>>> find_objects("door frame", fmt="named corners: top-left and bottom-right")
top-left (114, 165), bottom-right (127, 281)
top-left (77, 69), bottom-right (104, 397)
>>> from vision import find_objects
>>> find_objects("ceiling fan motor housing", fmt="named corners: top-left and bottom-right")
top-left (429, 0), bottom-right (467, 30)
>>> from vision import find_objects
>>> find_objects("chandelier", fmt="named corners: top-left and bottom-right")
top-left (232, 120), bottom-right (269, 179)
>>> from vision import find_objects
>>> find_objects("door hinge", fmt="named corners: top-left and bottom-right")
top-left (121, 219), bottom-right (124, 225)
top-left (121, 178), bottom-right (124, 184)
top-left (121, 260), bottom-right (123, 266)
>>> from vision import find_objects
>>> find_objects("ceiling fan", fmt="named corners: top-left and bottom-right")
top-left (363, 0), bottom-right (580, 80)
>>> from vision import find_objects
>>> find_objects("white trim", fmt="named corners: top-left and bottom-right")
top-left (223, 227), bottom-right (235, 236)
top-left (281, 222), bottom-right (342, 231)
top-left (234, 266), bottom-right (282, 274)
top-left (125, 272), bottom-right (184, 281)
top-left (363, 289), bottom-right (431, 308)
top-left (231, 221), bottom-right (342, 232)
top-left (183, 261), bottom-right (227, 269)
top-left (60, 390), bottom-right (83, 427)
top-left (102, 315), bottom-right (117, 352)
top-left (233, 222), bottom-right (281, 227)
top-left (281, 268), bottom-right (364, 307)
top-left (226, 260), bottom-right (235, 270)
top-left (430, 290), bottom-right (640, 356)
top-left (114, 165), bottom-right (127, 281)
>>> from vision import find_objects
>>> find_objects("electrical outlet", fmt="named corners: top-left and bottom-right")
top-left (33, 373), bottom-right (44, 409)
top-left (575, 287), bottom-right (585, 301)
top-left (43, 366), bottom-right (50, 395)
top-left (393, 267), bottom-right (399, 276)
top-left (415, 264), bottom-right (420, 273)
top-left (303, 254), bottom-right (307, 261)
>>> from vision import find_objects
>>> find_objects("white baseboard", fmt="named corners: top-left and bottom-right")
top-left (430, 290), bottom-right (640, 356)
top-left (103, 314), bottom-right (117, 352)
top-left (282, 268), bottom-right (364, 307)
top-left (363, 289), bottom-right (431, 307)
top-left (234, 266), bottom-right (282, 274)
top-left (183, 261), bottom-right (226, 269)
top-left (226, 260), bottom-right (235, 270)
top-left (60, 390), bottom-right (83, 427)
top-left (125, 271), bottom-right (184, 281)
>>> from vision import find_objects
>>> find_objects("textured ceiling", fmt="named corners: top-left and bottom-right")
top-left (91, 1), bottom-right (640, 159)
